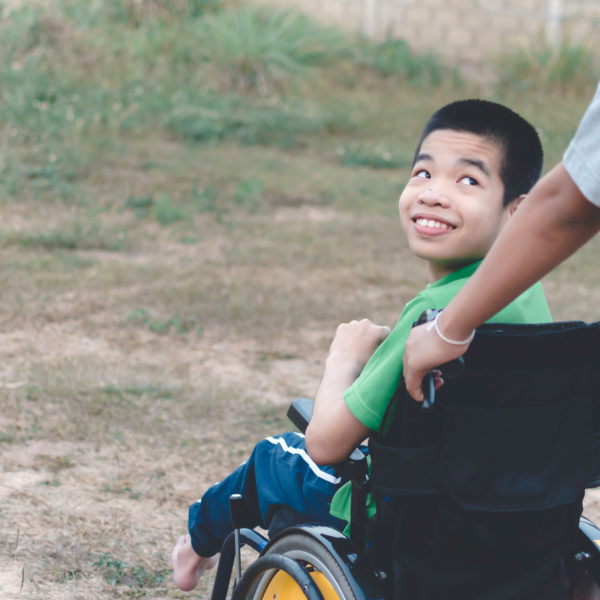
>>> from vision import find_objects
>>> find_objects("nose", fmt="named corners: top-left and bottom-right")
top-left (417, 186), bottom-right (450, 207)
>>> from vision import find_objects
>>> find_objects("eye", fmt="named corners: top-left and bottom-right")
top-left (414, 169), bottom-right (430, 179)
top-left (459, 176), bottom-right (478, 186)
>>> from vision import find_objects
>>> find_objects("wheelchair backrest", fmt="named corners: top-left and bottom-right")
top-left (443, 320), bottom-right (600, 492)
top-left (372, 320), bottom-right (600, 496)
top-left (368, 320), bottom-right (600, 594)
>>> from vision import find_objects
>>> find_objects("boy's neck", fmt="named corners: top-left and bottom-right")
top-left (425, 258), bottom-right (481, 283)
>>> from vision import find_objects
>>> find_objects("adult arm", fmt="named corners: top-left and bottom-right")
top-left (403, 163), bottom-right (600, 401)
top-left (305, 319), bottom-right (390, 464)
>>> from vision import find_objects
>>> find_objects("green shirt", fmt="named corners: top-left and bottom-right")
top-left (329, 261), bottom-right (552, 530)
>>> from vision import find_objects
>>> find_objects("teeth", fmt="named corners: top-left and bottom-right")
top-left (416, 218), bottom-right (451, 230)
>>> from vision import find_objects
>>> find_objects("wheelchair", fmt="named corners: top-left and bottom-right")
top-left (209, 317), bottom-right (600, 599)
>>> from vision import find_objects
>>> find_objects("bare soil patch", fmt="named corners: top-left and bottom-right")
top-left (1, 137), bottom-right (599, 599)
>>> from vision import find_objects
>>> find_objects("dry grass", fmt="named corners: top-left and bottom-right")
top-left (0, 133), bottom-right (417, 598)
top-left (0, 131), bottom-right (599, 599)
top-left (0, 4), bottom-right (599, 596)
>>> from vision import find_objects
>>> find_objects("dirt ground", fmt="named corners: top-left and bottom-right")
top-left (1, 2), bottom-right (599, 596)
top-left (0, 210), bottom-right (348, 599)
top-left (2, 256), bottom-right (600, 599)
top-left (1, 148), bottom-right (599, 598)
top-left (0, 320), bottom-right (318, 599)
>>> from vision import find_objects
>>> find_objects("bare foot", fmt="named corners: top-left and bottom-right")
top-left (171, 535), bottom-right (218, 591)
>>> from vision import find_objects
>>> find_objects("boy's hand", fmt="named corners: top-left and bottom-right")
top-left (328, 319), bottom-right (391, 376)
top-left (307, 318), bottom-right (389, 464)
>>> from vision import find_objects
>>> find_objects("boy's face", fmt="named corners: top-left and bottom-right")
top-left (399, 129), bottom-right (513, 281)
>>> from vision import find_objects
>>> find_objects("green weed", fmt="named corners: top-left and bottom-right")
top-left (190, 185), bottom-right (219, 213)
top-left (93, 552), bottom-right (167, 588)
top-left (102, 383), bottom-right (173, 399)
top-left (0, 222), bottom-right (128, 251)
top-left (166, 94), bottom-right (344, 147)
top-left (336, 143), bottom-right (411, 169)
top-left (235, 178), bottom-right (264, 213)
top-left (0, 427), bottom-right (16, 443)
top-left (100, 480), bottom-right (139, 499)
top-left (353, 37), bottom-right (453, 86)
top-left (196, 6), bottom-right (347, 93)
top-left (40, 477), bottom-right (61, 487)
top-left (125, 195), bottom-right (155, 219)
top-left (154, 193), bottom-right (185, 225)
top-left (127, 308), bottom-right (199, 334)
top-left (497, 38), bottom-right (599, 95)
top-left (62, 0), bottom-right (220, 26)
top-left (25, 385), bottom-right (44, 401)
top-left (36, 454), bottom-right (73, 473)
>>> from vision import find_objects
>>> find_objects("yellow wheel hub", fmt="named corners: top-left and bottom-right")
top-left (261, 565), bottom-right (339, 599)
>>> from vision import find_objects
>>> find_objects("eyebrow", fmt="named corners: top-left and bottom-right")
top-left (458, 157), bottom-right (491, 178)
top-left (413, 153), bottom-right (491, 178)
top-left (414, 152), bottom-right (432, 165)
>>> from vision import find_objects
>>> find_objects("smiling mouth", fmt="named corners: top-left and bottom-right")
top-left (413, 217), bottom-right (455, 231)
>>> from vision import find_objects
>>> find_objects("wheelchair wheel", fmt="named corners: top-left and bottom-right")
top-left (567, 517), bottom-right (600, 599)
top-left (250, 532), bottom-right (361, 600)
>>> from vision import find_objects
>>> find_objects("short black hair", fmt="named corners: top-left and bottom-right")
top-left (414, 99), bottom-right (543, 206)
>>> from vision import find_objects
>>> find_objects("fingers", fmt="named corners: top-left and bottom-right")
top-left (334, 318), bottom-right (390, 344)
top-left (404, 367), bottom-right (425, 402)
top-left (432, 369), bottom-right (444, 390)
top-left (380, 324), bottom-right (392, 339)
top-left (336, 318), bottom-right (389, 333)
top-left (330, 319), bottom-right (390, 368)
top-left (406, 368), bottom-right (438, 402)
top-left (403, 323), bottom-right (432, 402)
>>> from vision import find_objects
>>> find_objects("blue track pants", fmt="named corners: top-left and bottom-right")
top-left (188, 432), bottom-right (347, 556)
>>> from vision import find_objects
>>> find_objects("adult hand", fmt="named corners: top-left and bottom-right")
top-left (403, 320), bottom-right (472, 401)
top-left (328, 318), bottom-right (391, 377)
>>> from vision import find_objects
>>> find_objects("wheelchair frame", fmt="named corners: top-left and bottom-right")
top-left (208, 434), bottom-right (600, 600)
top-left (208, 416), bottom-right (600, 598)
top-left (208, 318), bottom-right (600, 599)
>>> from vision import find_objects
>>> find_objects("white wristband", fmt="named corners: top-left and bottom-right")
top-left (427, 312), bottom-right (475, 346)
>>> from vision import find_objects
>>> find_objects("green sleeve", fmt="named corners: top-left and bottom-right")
top-left (342, 279), bottom-right (550, 433)
top-left (330, 268), bottom-right (550, 531)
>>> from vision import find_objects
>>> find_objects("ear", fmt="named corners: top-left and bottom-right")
top-left (508, 194), bottom-right (526, 217)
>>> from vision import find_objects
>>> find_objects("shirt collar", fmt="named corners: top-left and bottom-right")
top-left (428, 260), bottom-right (483, 289)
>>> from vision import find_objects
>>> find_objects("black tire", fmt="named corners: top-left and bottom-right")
top-left (251, 532), bottom-right (361, 600)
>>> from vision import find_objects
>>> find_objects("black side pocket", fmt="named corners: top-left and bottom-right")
top-left (369, 438), bottom-right (442, 496)
top-left (441, 397), bottom-right (592, 511)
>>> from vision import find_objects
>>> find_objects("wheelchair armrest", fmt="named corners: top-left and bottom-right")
top-left (288, 398), bottom-right (365, 464)
top-left (287, 397), bottom-right (314, 433)
top-left (287, 398), bottom-right (365, 466)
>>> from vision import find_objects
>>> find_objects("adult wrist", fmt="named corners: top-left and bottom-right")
top-left (430, 312), bottom-right (475, 346)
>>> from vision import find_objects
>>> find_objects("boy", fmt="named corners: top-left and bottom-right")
top-left (172, 99), bottom-right (550, 592)
top-left (403, 82), bottom-right (600, 402)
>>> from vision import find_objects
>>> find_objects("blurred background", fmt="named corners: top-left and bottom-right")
top-left (0, 1), bottom-right (599, 598)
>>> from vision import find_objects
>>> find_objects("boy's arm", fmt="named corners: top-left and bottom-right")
top-left (305, 319), bottom-right (390, 465)
top-left (403, 163), bottom-right (600, 401)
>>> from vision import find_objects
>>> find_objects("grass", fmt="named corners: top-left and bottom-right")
top-left (337, 143), bottom-right (413, 169)
top-left (0, 1), bottom-right (599, 598)
top-left (93, 552), bottom-right (169, 589)
top-left (352, 37), bottom-right (453, 86)
top-left (0, 222), bottom-right (129, 251)
top-left (195, 6), bottom-right (348, 93)
top-left (496, 37), bottom-right (599, 97)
